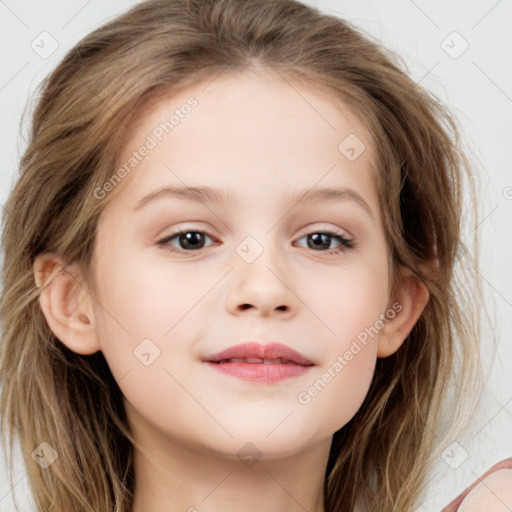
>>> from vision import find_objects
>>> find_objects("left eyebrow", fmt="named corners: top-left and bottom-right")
top-left (287, 186), bottom-right (374, 219)
top-left (132, 184), bottom-right (374, 219)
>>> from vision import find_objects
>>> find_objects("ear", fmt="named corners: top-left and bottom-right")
top-left (377, 265), bottom-right (430, 358)
top-left (33, 253), bottom-right (101, 355)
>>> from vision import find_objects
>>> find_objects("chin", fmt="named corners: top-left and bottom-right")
top-left (216, 423), bottom-right (323, 460)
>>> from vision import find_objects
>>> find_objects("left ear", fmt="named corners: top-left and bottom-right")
top-left (377, 265), bottom-right (430, 358)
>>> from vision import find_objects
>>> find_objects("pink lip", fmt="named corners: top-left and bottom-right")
top-left (203, 341), bottom-right (314, 383)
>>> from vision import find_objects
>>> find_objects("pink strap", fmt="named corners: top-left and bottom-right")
top-left (442, 457), bottom-right (512, 511)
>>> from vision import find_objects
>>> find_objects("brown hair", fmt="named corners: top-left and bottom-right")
top-left (0, 1), bottom-right (485, 510)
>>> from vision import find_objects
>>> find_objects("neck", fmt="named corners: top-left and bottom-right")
top-left (128, 408), bottom-right (330, 512)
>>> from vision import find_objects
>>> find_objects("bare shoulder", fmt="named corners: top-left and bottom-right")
top-left (458, 469), bottom-right (512, 512)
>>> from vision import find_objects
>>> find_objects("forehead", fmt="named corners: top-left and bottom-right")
top-left (103, 67), bottom-right (379, 213)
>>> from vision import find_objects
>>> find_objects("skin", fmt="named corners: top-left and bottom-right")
top-left (458, 470), bottom-right (512, 512)
top-left (444, 469), bottom-right (512, 512)
top-left (34, 66), bottom-right (430, 512)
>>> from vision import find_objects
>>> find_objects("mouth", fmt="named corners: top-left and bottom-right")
top-left (214, 357), bottom-right (305, 364)
top-left (203, 341), bottom-right (314, 382)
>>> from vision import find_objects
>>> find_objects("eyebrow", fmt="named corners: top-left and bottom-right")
top-left (133, 184), bottom-right (373, 219)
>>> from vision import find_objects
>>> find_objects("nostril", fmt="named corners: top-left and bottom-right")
top-left (237, 304), bottom-right (288, 312)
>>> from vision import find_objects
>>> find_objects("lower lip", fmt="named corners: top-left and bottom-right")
top-left (204, 361), bottom-right (312, 382)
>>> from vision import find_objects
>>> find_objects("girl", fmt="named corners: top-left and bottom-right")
top-left (0, 0), bottom-right (507, 510)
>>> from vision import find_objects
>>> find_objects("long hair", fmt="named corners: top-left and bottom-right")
top-left (0, 1), bottom-right (485, 510)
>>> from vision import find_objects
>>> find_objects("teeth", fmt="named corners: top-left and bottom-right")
top-left (217, 358), bottom-right (292, 364)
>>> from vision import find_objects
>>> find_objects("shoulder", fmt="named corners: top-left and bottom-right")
top-left (442, 458), bottom-right (512, 511)
top-left (458, 469), bottom-right (512, 512)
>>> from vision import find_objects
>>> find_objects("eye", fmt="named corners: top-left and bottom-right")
top-left (156, 229), bottom-right (217, 253)
top-left (294, 230), bottom-right (355, 255)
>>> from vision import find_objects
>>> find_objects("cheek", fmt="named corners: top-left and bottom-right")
top-left (90, 251), bottom-right (200, 376)
top-left (94, 245), bottom-right (212, 332)
top-left (295, 263), bottom-right (387, 433)
top-left (296, 322), bottom-right (378, 437)
top-left (90, 255), bottom-right (212, 430)
top-left (309, 259), bottom-right (389, 344)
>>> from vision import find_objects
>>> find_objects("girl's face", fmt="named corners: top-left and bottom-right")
top-left (90, 68), bottom-right (392, 459)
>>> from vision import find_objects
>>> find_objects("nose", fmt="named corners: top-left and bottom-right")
top-left (225, 244), bottom-right (297, 318)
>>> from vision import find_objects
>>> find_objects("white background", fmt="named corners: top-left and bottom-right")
top-left (0, 1), bottom-right (511, 510)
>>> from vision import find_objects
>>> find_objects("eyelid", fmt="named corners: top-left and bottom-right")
top-left (295, 223), bottom-right (353, 240)
top-left (156, 222), bottom-right (217, 240)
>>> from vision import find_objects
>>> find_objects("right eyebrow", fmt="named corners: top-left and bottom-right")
top-left (133, 185), bottom-right (236, 211)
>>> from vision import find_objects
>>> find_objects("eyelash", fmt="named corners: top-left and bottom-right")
top-left (156, 227), bottom-right (356, 256)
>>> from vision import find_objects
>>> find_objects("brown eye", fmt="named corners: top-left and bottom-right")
top-left (295, 230), bottom-right (355, 255)
top-left (157, 230), bottom-right (216, 252)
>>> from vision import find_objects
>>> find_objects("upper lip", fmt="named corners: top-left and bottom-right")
top-left (203, 341), bottom-right (314, 366)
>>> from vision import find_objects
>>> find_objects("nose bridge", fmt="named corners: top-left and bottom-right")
top-left (231, 206), bottom-right (281, 269)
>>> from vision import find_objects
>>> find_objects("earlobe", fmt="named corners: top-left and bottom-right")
top-left (33, 253), bottom-right (101, 355)
top-left (377, 266), bottom-right (430, 358)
